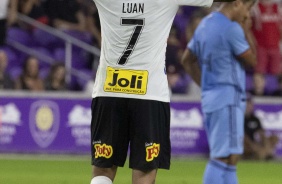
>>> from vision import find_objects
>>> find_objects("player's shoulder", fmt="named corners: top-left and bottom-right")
top-left (202, 11), bottom-right (230, 27)
top-left (225, 21), bottom-right (243, 36)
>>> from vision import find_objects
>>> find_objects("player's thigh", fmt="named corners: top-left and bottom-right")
top-left (91, 97), bottom-right (130, 168)
top-left (128, 99), bottom-right (171, 171)
top-left (204, 105), bottom-right (244, 158)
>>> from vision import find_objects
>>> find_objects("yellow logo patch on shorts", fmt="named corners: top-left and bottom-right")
top-left (104, 67), bottom-right (148, 95)
top-left (146, 143), bottom-right (160, 162)
top-left (94, 143), bottom-right (113, 159)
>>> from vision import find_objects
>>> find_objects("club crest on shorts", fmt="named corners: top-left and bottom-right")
top-left (145, 143), bottom-right (160, 162)
top-left (94, 143), bottom-right (113, 159)
top-left (29, 100), bottom-right (59, 148)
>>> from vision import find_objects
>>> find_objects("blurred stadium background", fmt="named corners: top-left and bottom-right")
top-left (0, 0), bottom-right (282, 183)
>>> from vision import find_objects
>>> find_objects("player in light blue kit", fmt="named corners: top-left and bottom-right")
top-left (181, 0), bottom-right (257, 183)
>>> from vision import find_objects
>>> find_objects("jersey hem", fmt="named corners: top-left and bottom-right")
top-left (91, 93), bottom-right (170, 103)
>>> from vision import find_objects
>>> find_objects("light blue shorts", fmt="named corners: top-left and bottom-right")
top-left (203, 105), bottom-right (245, 158)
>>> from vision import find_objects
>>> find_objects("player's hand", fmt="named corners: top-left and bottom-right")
top-left (240, 12), bottom-right (252, 31)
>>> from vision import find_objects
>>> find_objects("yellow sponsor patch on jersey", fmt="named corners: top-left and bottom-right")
top-left (104, 67), bottom-right (148, 95)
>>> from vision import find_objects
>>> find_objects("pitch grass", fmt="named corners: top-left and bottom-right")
top-left (0, 155), bottom-right (281, 184)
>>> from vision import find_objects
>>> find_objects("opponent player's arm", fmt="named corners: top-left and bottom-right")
top-left (181, 48), bottom-right (201, 86)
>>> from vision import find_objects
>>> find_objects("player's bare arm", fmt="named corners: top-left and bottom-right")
top-left (181, 49), bottom-right (201, 86)
top-left (237, 14), bottom-right (257, 68)
top-left (237, 31), bottom-right (256, 68)
top-left (237, 49), bottom-right (256, 68)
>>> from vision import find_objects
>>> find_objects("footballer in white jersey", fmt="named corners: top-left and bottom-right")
top-left (92, 0), bottom-right (213, 102)
top-left (90, 0), bottom-right (214, 184)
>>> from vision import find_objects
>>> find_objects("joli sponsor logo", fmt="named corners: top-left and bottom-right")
top-left (104, 66), bottom-right (148, 95)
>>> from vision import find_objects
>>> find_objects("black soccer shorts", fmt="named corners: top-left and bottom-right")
top-left (91, 97), bottom-right (171, 170)
top-left (0, 19), bottom-right (7, 46)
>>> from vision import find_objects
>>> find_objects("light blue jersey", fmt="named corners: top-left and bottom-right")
top-left (188, 12), bottom-right (249, 113)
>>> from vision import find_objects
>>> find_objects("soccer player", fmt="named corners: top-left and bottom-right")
top-left (90, 0), bottom-right (236, 184)
top-left (181, 0), bottom-right (257, 183)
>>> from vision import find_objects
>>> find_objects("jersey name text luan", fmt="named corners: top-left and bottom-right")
top-left (122, 3), bottom-right (144, 14)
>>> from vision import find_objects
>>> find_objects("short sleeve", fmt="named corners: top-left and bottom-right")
top-left (226, 23), bottom-right (250, 56)
top-left (187, 37), bottom-right (196, 54)
top-left (175, 0), bottom-right (213, 7)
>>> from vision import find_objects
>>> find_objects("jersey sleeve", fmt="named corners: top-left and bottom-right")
top-left (226, 23), bottom-right (250, 56)
top-left (175, 0), bottom-right (213, 7)
top-left (187, 36), bottom-right (196, 54)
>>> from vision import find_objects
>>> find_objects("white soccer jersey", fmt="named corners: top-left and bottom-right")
top-left (0, 0), bottom-right (9, 19)
top-left (92, 0), bottom-right (212, 102)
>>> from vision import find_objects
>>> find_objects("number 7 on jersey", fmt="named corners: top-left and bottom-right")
top-left (117, 18), bottom-right (145, 65)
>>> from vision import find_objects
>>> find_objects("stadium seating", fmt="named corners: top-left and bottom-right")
top-left (0, 46), bottom-right (19, 70)
top-left (4, 25), bottom-right (95, 91)
top-left (265, 74), bottom-right (279, 94)
top-left (9, 66), bottom-right (22, 80)
top-left (246, 73), bottom-right (279, 95)
top-left (7, 27), bottom-right (33, 47)
top-left (33, 28), bottom-right (60, 49)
